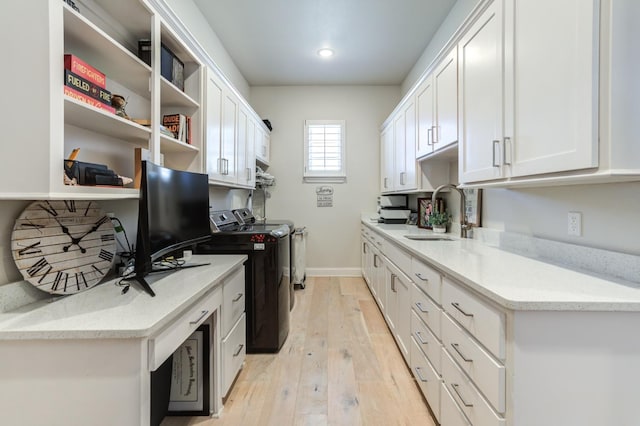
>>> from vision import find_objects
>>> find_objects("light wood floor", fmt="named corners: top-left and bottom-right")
top-left (162, 276), bottom-right (436, 426)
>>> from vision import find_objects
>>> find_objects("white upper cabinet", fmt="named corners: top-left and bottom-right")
top-left (381, 123), bottom-right (395, 192)
top-left (504, 0), bottom-right (598, 178)
top-left (417, 47), bottom-right (458, 159)
top-left (256, 126), bottom-right (270, 166)
top-left (394, 99), bottom-right (418, 192)
top-left (459, 0), bottom-right (618, 186)
top-left (458, 0), bottom-right (506, 183)
top-left (206, 67), bottom-right (261, 189)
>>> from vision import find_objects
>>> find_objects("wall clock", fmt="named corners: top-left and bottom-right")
top-left (11, 200), bottom-right (116, 295)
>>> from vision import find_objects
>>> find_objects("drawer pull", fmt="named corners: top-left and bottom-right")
top-left (415, 331), bottom-right (428, 345)
top-left (233, 344), bottom-right (244, 357)
top-left (415, 302), bottom-right (428, 313)
top-left (414, 367), bottom-right (428, 383)
top-left (451, 302), bottom-right (474, 317)
top-left (451, 383), bottom-right (473, 407)
top-left (189, 310), bottom-right (209, 325)
top-left (451, 343), bottom-right (473, 363)
top-left (414, 272), bottom-right (428, 282)
top-left (232, 293), bottom-right (243, 302)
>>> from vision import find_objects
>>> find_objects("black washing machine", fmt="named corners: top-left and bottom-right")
top-left (196, 210), bottom-right (290, 353)
top-left (233, 208), bottom-right (296, 310)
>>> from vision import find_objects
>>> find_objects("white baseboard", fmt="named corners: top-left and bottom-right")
top-left (305, 267), bottom-right (362, 277)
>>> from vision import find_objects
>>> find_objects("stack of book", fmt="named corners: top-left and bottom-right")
top-left (63, 54), bottom-right (115, 113)
top-left (162, 114), bottom-right (192, 144)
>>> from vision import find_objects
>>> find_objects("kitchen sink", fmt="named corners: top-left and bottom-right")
top-left (403, 235), bottom-right (453, 241)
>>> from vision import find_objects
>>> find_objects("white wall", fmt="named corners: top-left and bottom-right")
top-left (250, 86), bottom-right (400, 275)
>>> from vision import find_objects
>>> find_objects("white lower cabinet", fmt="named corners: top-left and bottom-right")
top-left (442, 349), bottom-right (506, 426)
top-left (221, 312), bottom-right (246, 396)
top-left (221, 267), bottom-right (246, 396)
top-left (440, 382), bottom-right (472, 426)
top-left (411, 338), bottom-right (442, 422)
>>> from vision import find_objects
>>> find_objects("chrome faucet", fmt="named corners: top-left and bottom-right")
top-left (431, 184), bottom-right (470, 238)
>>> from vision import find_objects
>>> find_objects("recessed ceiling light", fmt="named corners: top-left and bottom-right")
top-left (317, 48), bottom-right (334, 58)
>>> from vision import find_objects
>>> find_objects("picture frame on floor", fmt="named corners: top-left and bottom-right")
top-left (168, 324), bottom-right (210, 416)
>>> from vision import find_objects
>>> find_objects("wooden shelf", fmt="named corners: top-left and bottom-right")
top-left (160, 134), bottom-right (200, 153)
top-left (160, 77), bottom-right (200, 110)
top-left (64, 4), bottom-right (151, 98)
top-left (64, 96), bottom-right (151, 145)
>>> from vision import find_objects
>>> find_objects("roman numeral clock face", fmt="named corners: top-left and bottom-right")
top-left (11, 200), bottom-right (116, 295)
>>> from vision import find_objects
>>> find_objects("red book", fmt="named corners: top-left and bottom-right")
top-left (64, 54), bottom-right (106, 88)
top-left (64, 86), bottom-right (116, 113)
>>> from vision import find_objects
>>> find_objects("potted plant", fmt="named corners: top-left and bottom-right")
top-left (428, 210), bottom-right (451, 233)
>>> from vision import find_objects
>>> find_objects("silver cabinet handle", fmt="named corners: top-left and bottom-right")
top-left (451, 302), bottom-right (474, 317)
top-left (384, 177), bottom-right (388, 188)
top-left (433, 125), bottom-right (440, 144)
top-left (427, 127), bottom-right (433, 146)
top-left (414, 367), bottom-right (428, 382)
top-left (233, 344), bottom-right (244, 357)
top-left (415, 302), bottom-right (428, 313)
top-left (503, 136), bottom-right (512, 165)
top-left (451, 343), bottom-right (473, 363)
top-left (232, 293), bottom-right (243, 302)
top-left (399, 172), bottom-right (406, 185)
top-left (451, 383), bottom-right (473, 407)
top-left (414, 272), bottom-right (428, 282)
top-left (363, 243), bottom-right (368, 254)
top-left (189, 310), bottom-right (209, 325)
top-left (391, 274), bottom-right (397, 292)
top-left (246, 167), bottom-right (252, 180)
top-left (414, 331), bottom-right (428, 345)
top-left (492, 140), bottom-right (500, 167)
top-left (225, 158), bottom-right (230, 175)
top-left (373, 254), bottom-right (379, 268)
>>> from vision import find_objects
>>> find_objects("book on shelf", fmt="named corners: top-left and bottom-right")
top-left (63, 86), bottom-right (116, 113)
top-left (162, 114), bottom-right (190, 143)
top-left (137, 39), bottom-right (151, 67)
top-left (186, 116), bottom-right (192, 145)
top-left (160, 43), bottom-right (185, 91)
top-left (64, 54), bottom-right (106, 88)
top-left (65, 69), bottom-right (112, 105)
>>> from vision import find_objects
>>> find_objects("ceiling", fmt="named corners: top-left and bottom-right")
top-left (192, 0), bottom-right (457, 86)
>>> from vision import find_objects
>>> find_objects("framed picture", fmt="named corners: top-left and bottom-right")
top-left (417, 198), bottom-right (433, 229)
top-left (463, 188), bottom-right (482, 227)
top-left (168, 324), bottom-right (210, 416)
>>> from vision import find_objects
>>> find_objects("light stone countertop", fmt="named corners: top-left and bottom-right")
top-left (0, 254), bottom-right (247, 340)
top-left (362, 218), bottom-right (640, 311)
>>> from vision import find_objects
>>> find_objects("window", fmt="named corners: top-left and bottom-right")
top-left (304, 120), bottom-right (346, 183)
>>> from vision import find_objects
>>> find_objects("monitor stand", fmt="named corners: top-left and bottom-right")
top-left (132, 273), bottom-right (156, 297)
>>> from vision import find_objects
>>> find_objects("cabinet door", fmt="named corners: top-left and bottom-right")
top-left (433, 47), bottom-right (458, 152)
top-left (394, 100), bottom-right (417, 191)
top-left (396, 271), bottom-right (411, 363)
top-left (384, 265), bottom-right (398, 334)
top-left (416, 76), bottom-right (435, 158)
top-left (256, 126), bottom-right (270, 165)
top-left (236, 107), bottom-right (255, 188)
top-left (504, 0), bottom-right (598, 177)
top-left (458, 0), bottom-right (506, 183)
top-left (205, 69), bottom-right (224, 181)
top-left (221, 93), bottom-right (238, 183)
top-left (380, 124), bottom-right (395, 193)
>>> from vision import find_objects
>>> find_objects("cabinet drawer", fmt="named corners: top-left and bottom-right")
top-left (442, 349), bottom-right (506, 426)
top-left (440, 382), bottom-right (472, 426)
top-left (384, 240), bottom-right (411, 273)
top-left (222, 313), bottom-right (246, 396)
top-left (442, 313), bottom-right (505, 413)
top-left (442, 277), bottom-right (505, 360)
top-left (411, 257), bottom-right (442, 305)
top-left (222, 268), bottom-right (245, 336)
top-left (411, 338), bottom-right (441, 423)
top-left (411, 282), bottom-right (441, 340)
top-left (149, 286), bottom-right (222, 371)
top-left (411, 310), bottom-right (442, 374)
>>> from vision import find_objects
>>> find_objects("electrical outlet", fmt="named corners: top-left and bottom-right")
top-left (568, 211), bottom-right (582, 236)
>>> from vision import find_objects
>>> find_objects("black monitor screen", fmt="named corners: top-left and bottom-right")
top-left (144, 161), bottom-right (210, 260)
